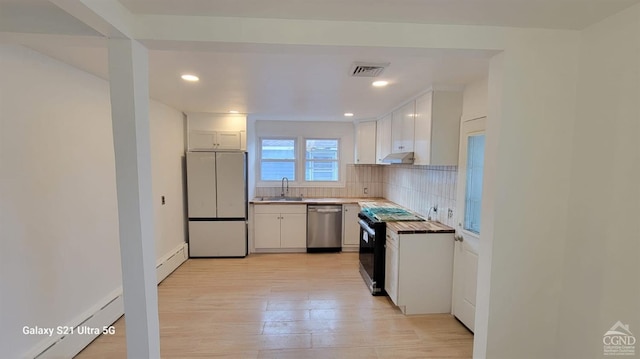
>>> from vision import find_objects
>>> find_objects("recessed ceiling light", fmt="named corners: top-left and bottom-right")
top-left (229, 110), bottom-right (239, 114)
top-left (372, 80), bottom-right (389, 87)
top-left (181, 74), bottom-right (199, 82)
top-left (344, 113), bottom-right (354, 117)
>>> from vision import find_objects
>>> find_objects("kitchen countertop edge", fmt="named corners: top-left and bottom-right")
top-left (250, 197), bottom-right (387, 205)
top-left (386, 221), bottom-right (456, 234)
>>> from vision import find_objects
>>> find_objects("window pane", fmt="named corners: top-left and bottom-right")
top-left (305, 139), bottom-right (339, 181)
top-left (305, 161), bottom-right (338, 181)
top-left (464, 134), bottom-right (485, 234)
top-left (306, 139), bottom-right (338, 160)
top-left (262, 139), bottom-right (295, 159)
top-left (261, 161), bottom-right (295, 181)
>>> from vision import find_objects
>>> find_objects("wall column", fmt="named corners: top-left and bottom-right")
top-left (107, 38), bottom-right (160, 358)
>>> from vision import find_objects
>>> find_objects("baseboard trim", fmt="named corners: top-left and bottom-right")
top-left (27, 242), bottom-right (189, 359)
top-left (156, 242), bottom-right (189, 284)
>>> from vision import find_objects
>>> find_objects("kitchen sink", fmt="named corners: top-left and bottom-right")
top-left (259, 196), bottom-right (304, 201)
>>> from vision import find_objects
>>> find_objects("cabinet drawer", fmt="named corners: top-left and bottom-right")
top-left (254, 204), bottom-right (307, 214)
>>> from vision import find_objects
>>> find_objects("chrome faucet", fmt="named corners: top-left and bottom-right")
top-left (281, 177), bottom-right (289, 197)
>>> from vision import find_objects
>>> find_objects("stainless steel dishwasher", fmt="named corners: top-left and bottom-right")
top-left (307, 205), bottom-right (342, 252)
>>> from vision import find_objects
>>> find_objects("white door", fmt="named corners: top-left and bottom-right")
top-left (452, 117), bottom-right (486, 332)
top-left (216, 131), bottom-right (242, 150)
top-left (342, 204), bottom-right (360, 247)
top-left (189, 221), bottom-right (246, 257)
top-left (215, 152), bottom-right (246, 218)
top-left (254, 213), bottom-right (282, 249)
top-left (280, 213), bottom-right (307, 248)
top-left (376, 114), bottom-right (392, 164)
top-left (186, 152), bottom-right (217, 218)
top-left (355, 121), bottom-right (377, 164)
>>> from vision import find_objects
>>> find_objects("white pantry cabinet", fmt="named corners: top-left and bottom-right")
top-left (254, 204), bottom-right (307, 250)
top-left (376, 113), bottom-right (392, 164)
top-left (384, 228), bottom-right (454, 315)
top-left (391, 101), bottom-right (415, 154)
top-left (413, 91), bottom-right (463, 165)
top-left (189, 130), bottom-right (242, 151)
top-left (355, 121), bottom-right (377, 164)
top-left (342, 204), bottom-right (360, 251)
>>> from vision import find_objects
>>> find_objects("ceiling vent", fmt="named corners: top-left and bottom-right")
top-left (350, 62), bottom-right (389, 77)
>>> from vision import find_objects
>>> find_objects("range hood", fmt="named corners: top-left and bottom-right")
top-left (382, 152), bottom-right (414, 164)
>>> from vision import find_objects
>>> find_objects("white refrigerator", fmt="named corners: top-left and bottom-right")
top-left (186, 151), bottom-right (247, 257)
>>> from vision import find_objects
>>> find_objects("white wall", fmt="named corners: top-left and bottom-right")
top-left (0, 45), bottom-right (186, 358)
top-left (462, 77), bottom-right (488, 122)
top-left (150, 102), bottom-right (187, 259)
top-left (475, 31), bottom-right (580, 358)
top-left (556, 4), bottom-right (640, 358)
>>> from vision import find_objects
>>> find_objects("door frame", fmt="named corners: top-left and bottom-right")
top-left (452, 116), bottom-right (486, 332)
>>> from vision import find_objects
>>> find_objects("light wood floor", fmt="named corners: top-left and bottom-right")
top-left (76, 252), bottom-right (473, 358)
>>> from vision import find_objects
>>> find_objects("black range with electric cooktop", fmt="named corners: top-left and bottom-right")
top-left (358, 204), bottom-right (424, 296)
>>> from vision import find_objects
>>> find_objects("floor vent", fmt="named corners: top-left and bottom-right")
top-left (350, 62), bottom-right (389, 77)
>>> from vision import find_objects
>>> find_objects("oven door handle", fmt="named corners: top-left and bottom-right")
top-left (359, 220), bottom-right (376, 236)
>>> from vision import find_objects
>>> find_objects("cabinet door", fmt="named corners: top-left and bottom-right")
top-left (355, 121), bottom-right (377, 164)
top-left (186, 152), bottom-right (217, 218)
top-left (342, 204), bottom-right (360, 246)
top-left (188, 130), bottom-right (216, 150)
top-left (400, 101), bottom-right (416, 152)
top-left (385, 237), bottom-right (399, 305)
top-left (216, 131), bottom-right (242, 150)
top-left (376, 114), bottom-right (392, 164)
top-left (254, 213), bottom-right (281, 249)
top-left (391, 108), bottom-right (403, 153)
top-left (413, 92), bottom-right (433, 165)
top-left (280, 213), bottom-right (307, 248)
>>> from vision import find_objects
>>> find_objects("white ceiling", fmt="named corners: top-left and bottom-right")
top-left (118, 0), bottom-right (638, 30)
top-left (1, 0), bottom-right (639, 121)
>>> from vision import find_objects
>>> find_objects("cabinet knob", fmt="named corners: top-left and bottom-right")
top-left (454, 235), bottom-right (464, 242)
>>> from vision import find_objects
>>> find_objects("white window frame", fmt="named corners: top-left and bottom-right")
top-left (258, 137), bottom-right (297, 182)
top-left (256, 136), bottom-right (344, 187)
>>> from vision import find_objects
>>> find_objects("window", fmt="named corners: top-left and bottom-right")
top-left (305, 139), bottom-right (339, 181)
top-left (464, 134), bottom-right (485, 234)
top-left (260, 138), bottom-right (296, 181)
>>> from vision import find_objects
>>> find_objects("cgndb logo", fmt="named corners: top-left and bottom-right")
top-left (603, 321), bottom-right (636, 356)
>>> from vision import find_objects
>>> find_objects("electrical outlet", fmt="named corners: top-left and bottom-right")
top-left (161, 196), bottom-right (166, 205)
top-left (448, 208), bottom-right (453, 218)
top-left (363, 187), bottom-right (368, 194)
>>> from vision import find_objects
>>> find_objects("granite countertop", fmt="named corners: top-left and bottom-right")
top-left (386, 220), bottom-right (455, 234)
top-left (250, 197), bottom-right (386, 204)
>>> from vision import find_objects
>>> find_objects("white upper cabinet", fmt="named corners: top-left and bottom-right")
top-left (355, 121), bottom-right (377, 164)
top-left (391, 101), bottom-right (416, 153)
top-left (187, 112), bottom-right (247, 151)
top-left (376, 113), bottom-right (392, 164)
top-left (189, 130), bottom-right (241, 151)
top-left (413, 90), bottom-right (463, 166)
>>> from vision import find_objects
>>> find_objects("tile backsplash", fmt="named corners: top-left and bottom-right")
top-left (383, 165), bottom-right (458, 228)
top-left (255, 163), bottom-right (458, 227)
top-left (255, 164), bottom-right (384, 198)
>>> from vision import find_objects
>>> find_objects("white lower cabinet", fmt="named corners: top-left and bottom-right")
top-left (384, 228), bottom-right (454, 315)
top-left (342, 204), bottom-right (360, 251)
top-left (254, 205), bottom-right (307, 250)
